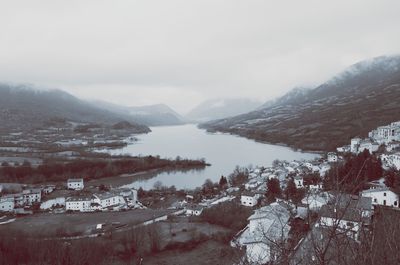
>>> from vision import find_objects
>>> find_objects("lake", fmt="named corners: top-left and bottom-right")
top-left (106, 124), bottom-right (319, 190)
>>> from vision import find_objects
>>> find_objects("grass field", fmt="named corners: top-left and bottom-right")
top-left (143, 240), bottom-right (241, 265)
top-left (0, 209), bottom-right (175, 237)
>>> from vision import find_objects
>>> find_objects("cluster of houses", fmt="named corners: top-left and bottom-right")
top-left (380, 152), bottom-right (400, 170)
top-left (0, 178), bottom-right (139, 214)
top-left (291, 194), bottom-right (374, 264)
top-left (65, 189), bottom-right (138, 212)
top-left (238, 158), bottom-right (334, 209)
top-left (234, 187), bottom-right (397, 264)
top-left (233, 201), bottom-right (291, 264)
top-left (335, 121), bottom-right (400, 171)
top-left (231, 132), bottom-right (400, 264)
top-left (337, 121), bottom-right (400, 159)
top-left (61, 178), bottom-right (139, 212)
top-left (0, 187), bottom-right (52, 214)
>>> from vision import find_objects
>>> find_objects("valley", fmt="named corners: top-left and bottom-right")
top-left (201, 56), bottom-right (400, 151)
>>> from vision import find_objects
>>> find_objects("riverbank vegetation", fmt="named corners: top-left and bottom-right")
top-left (0, 156), bottom-right (208, 184)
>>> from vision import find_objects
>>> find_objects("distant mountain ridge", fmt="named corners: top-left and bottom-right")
top-left (186, 98), bottom-right (262, 122)
top-left (0, 84), bottom-right (150, 133)
top-left (201, 55), bottom-right (400, 151)
top-left (92, 101), bottom-right (185, 126)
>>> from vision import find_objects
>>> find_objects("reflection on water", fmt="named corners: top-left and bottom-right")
top-left (106, 124), bottom-right (319, 190)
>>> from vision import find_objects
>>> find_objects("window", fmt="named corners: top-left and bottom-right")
top-left (374, 198), bottom-right (377, 203)
top-left (384, 193), bottom-right (387, 196)
top-left (395, 201), bottom-right (398, 206)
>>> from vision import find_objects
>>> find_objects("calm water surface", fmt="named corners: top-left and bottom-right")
top-left (107, 124), bottom-right (319, 190)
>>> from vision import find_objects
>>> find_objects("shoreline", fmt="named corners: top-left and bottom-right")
top-left (201, 126), bottom-right (324, 155)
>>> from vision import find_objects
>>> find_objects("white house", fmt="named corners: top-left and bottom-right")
top-left (93, 193), bottom-right (125, 209)
top-left (390, 153), bottom-right (400, 170)
top-left (327, 152), bottom-right (338, 163)
top-left (40, 197), bottom-right (65, 210)
top-left (387, 142), bottom-right (400, 152)
top-left (185, 204), bottom-right (204, 216)
top-left (119, 188), bottom-right (138, 206)
top-left (301, 192), bottom-right (332, 211)
top-left (318, 195), bottom-right (372, 240)
top-left (294, 176), bottom-right (304, 189)
top-left (7, 193), bottom-right (24, 207)
top-left (337, 145), bottom-right (351, 153)
top-left (359, 139), bottom-right (379, 154)
top-left (381, 152), bottom-right (400, 170)
top-left (42, 185), bottom-right (56, 194)
top-left (22, 189), bottom-right (42, 205)
top-left (318, 163), bottom-right (331, 177)
top-left (0, 196), bottom-right (15, 212)
top-left (308, 183), bottom-right (323, 191)
top-left (241, 191), bottom-right (259, 207)
top-left (67, 178), bottom-right (84, 190)
top-left (234, 202), bottom-right (291, 264)
top-left (66, 197), bottom-right (93, 212)
top-left (361, 188), bottom-right (399, 208)
top-left (369, 121), bottom-right (400, 144)
top-left (351, 137), bottom-right (362, 153)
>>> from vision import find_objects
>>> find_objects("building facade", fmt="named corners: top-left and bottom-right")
top-left (67, 179), bottom-right (84, 190)
top-left (65, 197), bottom-right (92, 212)
top-left (0, 196), bottom-right (15, 212)
top-left (361, 188), bottom-right (399, 208)
top-left (22, 189), bottom-right (42, 205)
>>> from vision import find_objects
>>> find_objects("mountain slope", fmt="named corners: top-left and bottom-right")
top-left (0, 84), bottom-right (150, 133)
top-left (93, 101), bottom-right (185, 126)
top-left (201, 55), bottom-right (400, 151)
top-left (186, 98), bottom-right (262, 122)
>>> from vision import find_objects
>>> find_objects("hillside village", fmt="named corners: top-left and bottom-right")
top-left (1, 121), bottom-right (400, 264)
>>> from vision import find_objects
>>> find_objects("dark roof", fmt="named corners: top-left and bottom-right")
top-left (242, 190), bottom-right (256, 197)
top-left (290, 226), bottom-right (359, 265)
top-left (320, 205), bottom-right (365, 223)
top-left (186, 204), bottom-right (204, 211)
top-left (334, 194), bottom-right (372, 211)
top-left (68, 178), bottom-right (83, 182)
top-left (319, 194), bottom-right (372, 223)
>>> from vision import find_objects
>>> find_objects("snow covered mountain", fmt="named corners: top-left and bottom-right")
top-left (0, 84), bottom-right (150, 133)
top-left (201, 55), bottom-right (400, 151)
top-left (92, 101), bottom-right (185, 126)
top-left (186, 98), bottom-right (262, 122)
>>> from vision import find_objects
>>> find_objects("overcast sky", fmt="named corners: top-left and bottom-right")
top-left (1, 1), bottom-right (400, 114)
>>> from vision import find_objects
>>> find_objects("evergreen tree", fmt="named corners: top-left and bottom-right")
top-left (284, 178), bottom-right (298, 201)
top-left (266, 178), bottom-right (282, 202)
top-left (219, 175), bottom-right (228, 189)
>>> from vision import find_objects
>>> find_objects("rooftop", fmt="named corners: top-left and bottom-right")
top-left (333, 194), bottom-right (372, 211)
top-left (238, 202), bottom-right (291, 245)
top-left (68, 178), bottom-right (84, 183)
top-left (94, 192), bottom-right (121, 200)
top-left (320, 205), bottom-right (367, 223)
top-left (320, 194), bottom-right (372, 223)
top-left (66, 196), bottom-right (92, 202)
top-left (361, 187), bottom-right (397, 195)
top-left (22, 188), bottom-right (42, 194)
top-left (242, 190), bottom-right (256, 197)
top-left (186, 204), bottom-right (204, 211)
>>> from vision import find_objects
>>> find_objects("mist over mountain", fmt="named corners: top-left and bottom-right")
top-left (186, 98), bottom-right (262, 122)
top-left (201, 55), bottom-right (400, 151)
top-left (0, 84), bottom-right (150, 133)
top-left (92, 101), bottom-right (185, 126)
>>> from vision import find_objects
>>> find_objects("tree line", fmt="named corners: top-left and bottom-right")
top-left (0, 156), bottom-right (207, 184)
